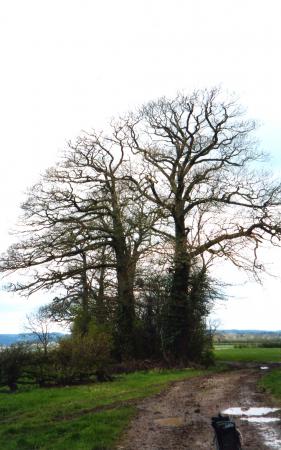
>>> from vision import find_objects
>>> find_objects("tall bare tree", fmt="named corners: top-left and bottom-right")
top-left (2, 88), bottom-right (281, 364)
top-left (0, 124), bottom-right (159, 358)
top-left (126, 87), bottom-right (281, 361)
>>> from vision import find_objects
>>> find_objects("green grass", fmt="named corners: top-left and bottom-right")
top-left (260, 368), bottom-right (281, 399)
top-left (0, 368), bottom-right (203, 449)
top-left (214, 346), bottom-right (281, 362)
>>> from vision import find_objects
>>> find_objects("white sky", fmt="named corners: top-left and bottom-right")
top-left (1, 0), bottom-right (281, 333)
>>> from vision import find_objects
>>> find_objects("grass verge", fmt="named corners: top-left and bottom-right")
top-left (0, 368), bottom-right (203, 450)
top-left (259, 368), bottom-right (281, 400)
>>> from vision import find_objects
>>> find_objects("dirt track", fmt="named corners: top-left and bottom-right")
top-left (118, 369), bottom-right (281, 449)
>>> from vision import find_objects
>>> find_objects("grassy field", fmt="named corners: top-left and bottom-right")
top-left (214, 346), bottom-right (281, 362)
top-left (0, 368), bottom-right (203, 450)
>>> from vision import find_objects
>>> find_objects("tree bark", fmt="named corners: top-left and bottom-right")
top-left (80, 251), bottom-right (91, 335)
top-left (164, 206), bottom-right (191, 362)
top-left (111, 184), bottom-right (136, 359)
top-left (114, 249), bottom-right (136, 359)
top-left (95, 264), bottom-right (107, 325)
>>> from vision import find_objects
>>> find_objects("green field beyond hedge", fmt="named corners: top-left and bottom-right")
top-left (0, 368), bottom-right (202, 450)
top-left (214, 346), bottom-right (281, 362)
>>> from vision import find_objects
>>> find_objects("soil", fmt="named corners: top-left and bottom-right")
top-left (118, 369), bottom-right (281, 449)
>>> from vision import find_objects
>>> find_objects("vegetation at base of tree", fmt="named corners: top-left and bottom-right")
top-left (1, 87), bottom-right (281, 364)
top-left (214, 346), bottom-right (281, 362)
top-left (0, 368), bottom-right (203, 450)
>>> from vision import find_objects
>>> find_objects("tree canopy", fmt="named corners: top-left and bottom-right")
top-left (1, 87), bottom-right (281, 363)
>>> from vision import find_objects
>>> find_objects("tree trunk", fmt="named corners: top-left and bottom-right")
top-left (115, 250), bottom-right (136, 359)
top-left (80, 251), bottom-right (91, 335)
top-left (111, 183), bottom-right (136, 359)
top-left (95, 264), bottom-right (107, 325)
top-left (164, 210), bottom-right (191, 363)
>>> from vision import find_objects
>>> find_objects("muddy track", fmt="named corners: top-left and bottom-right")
top-left (118, 369), bottom-right (281, 449)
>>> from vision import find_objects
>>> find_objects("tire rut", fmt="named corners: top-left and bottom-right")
top-left (118, 369), bottom-right (281, 450)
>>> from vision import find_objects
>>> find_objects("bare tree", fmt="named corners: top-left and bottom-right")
top-left (50, 128), bottom-right (159, 355)
top-left (24, 309), bottom-right (53, 356)
top-left (126, 87), bottom-right (281, 361)
top-left (1, 124), bottom-right (159, 358)
top-left (2, 88), bottom-right (280, 364)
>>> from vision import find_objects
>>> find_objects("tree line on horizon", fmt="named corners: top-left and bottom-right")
top-left (1, 87), bottom-right (281, 371)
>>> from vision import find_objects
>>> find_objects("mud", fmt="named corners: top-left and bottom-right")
top-left (118, 369), bottom-right (281, 449)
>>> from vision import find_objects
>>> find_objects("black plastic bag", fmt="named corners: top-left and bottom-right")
top-left (211, 413), bottom-right (242, 450)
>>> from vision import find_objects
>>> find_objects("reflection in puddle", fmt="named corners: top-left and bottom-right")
top-left (222, 407), bottom-right (279, 416)
top-left (260, 425), bottom-right (281, 449)
top-left (241, 417), bottom-right (280, 423)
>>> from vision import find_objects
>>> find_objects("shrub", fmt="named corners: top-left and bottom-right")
top-left (0, 343), bottom-right (31, 391)
top-left (53, 324), bottom-right (113, 384)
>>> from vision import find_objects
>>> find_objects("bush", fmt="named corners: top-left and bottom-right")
top-left (53, 324), bottom-right (113, 384)
top-left (0, 343), bottom-right (31, 391)
top-left (0, 324), bottom-right (113, 390)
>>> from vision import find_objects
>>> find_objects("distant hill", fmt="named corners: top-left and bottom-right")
top-left (0, 333), bottom-right (65, 346)
top-left (2, 330), bottom-right (281, 346)
top-left (215, 329), bottom-right (281, 343)
top-left (217, 330), bottom-right (281, 335)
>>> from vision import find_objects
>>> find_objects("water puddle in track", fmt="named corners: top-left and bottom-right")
top-left (241, 417), bottom-right (280, 423)
top-left (223, 406), bottom-right (281, 448)
top-left (222, 407), bottom-right (279, 416)
top-left (259, 426), bottom-right (281, 449)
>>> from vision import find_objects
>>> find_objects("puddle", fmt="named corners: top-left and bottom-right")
top-left (241, 417), bottom-right (280, 423)
top-left (223, 406), bottom-right (281, 449)
top-left (259, 425), bottom-right (281, 449)
top-left (222, 407), bottom-right (279, 416)
top-left (154, 417), bottom-right (185, 427)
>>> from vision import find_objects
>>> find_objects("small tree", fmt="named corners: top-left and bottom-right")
top-left (24, 308), bottom-right (53, 356)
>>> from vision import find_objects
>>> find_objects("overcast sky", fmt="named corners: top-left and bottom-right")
top-left (1, 0), bottom-right (281, 333)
